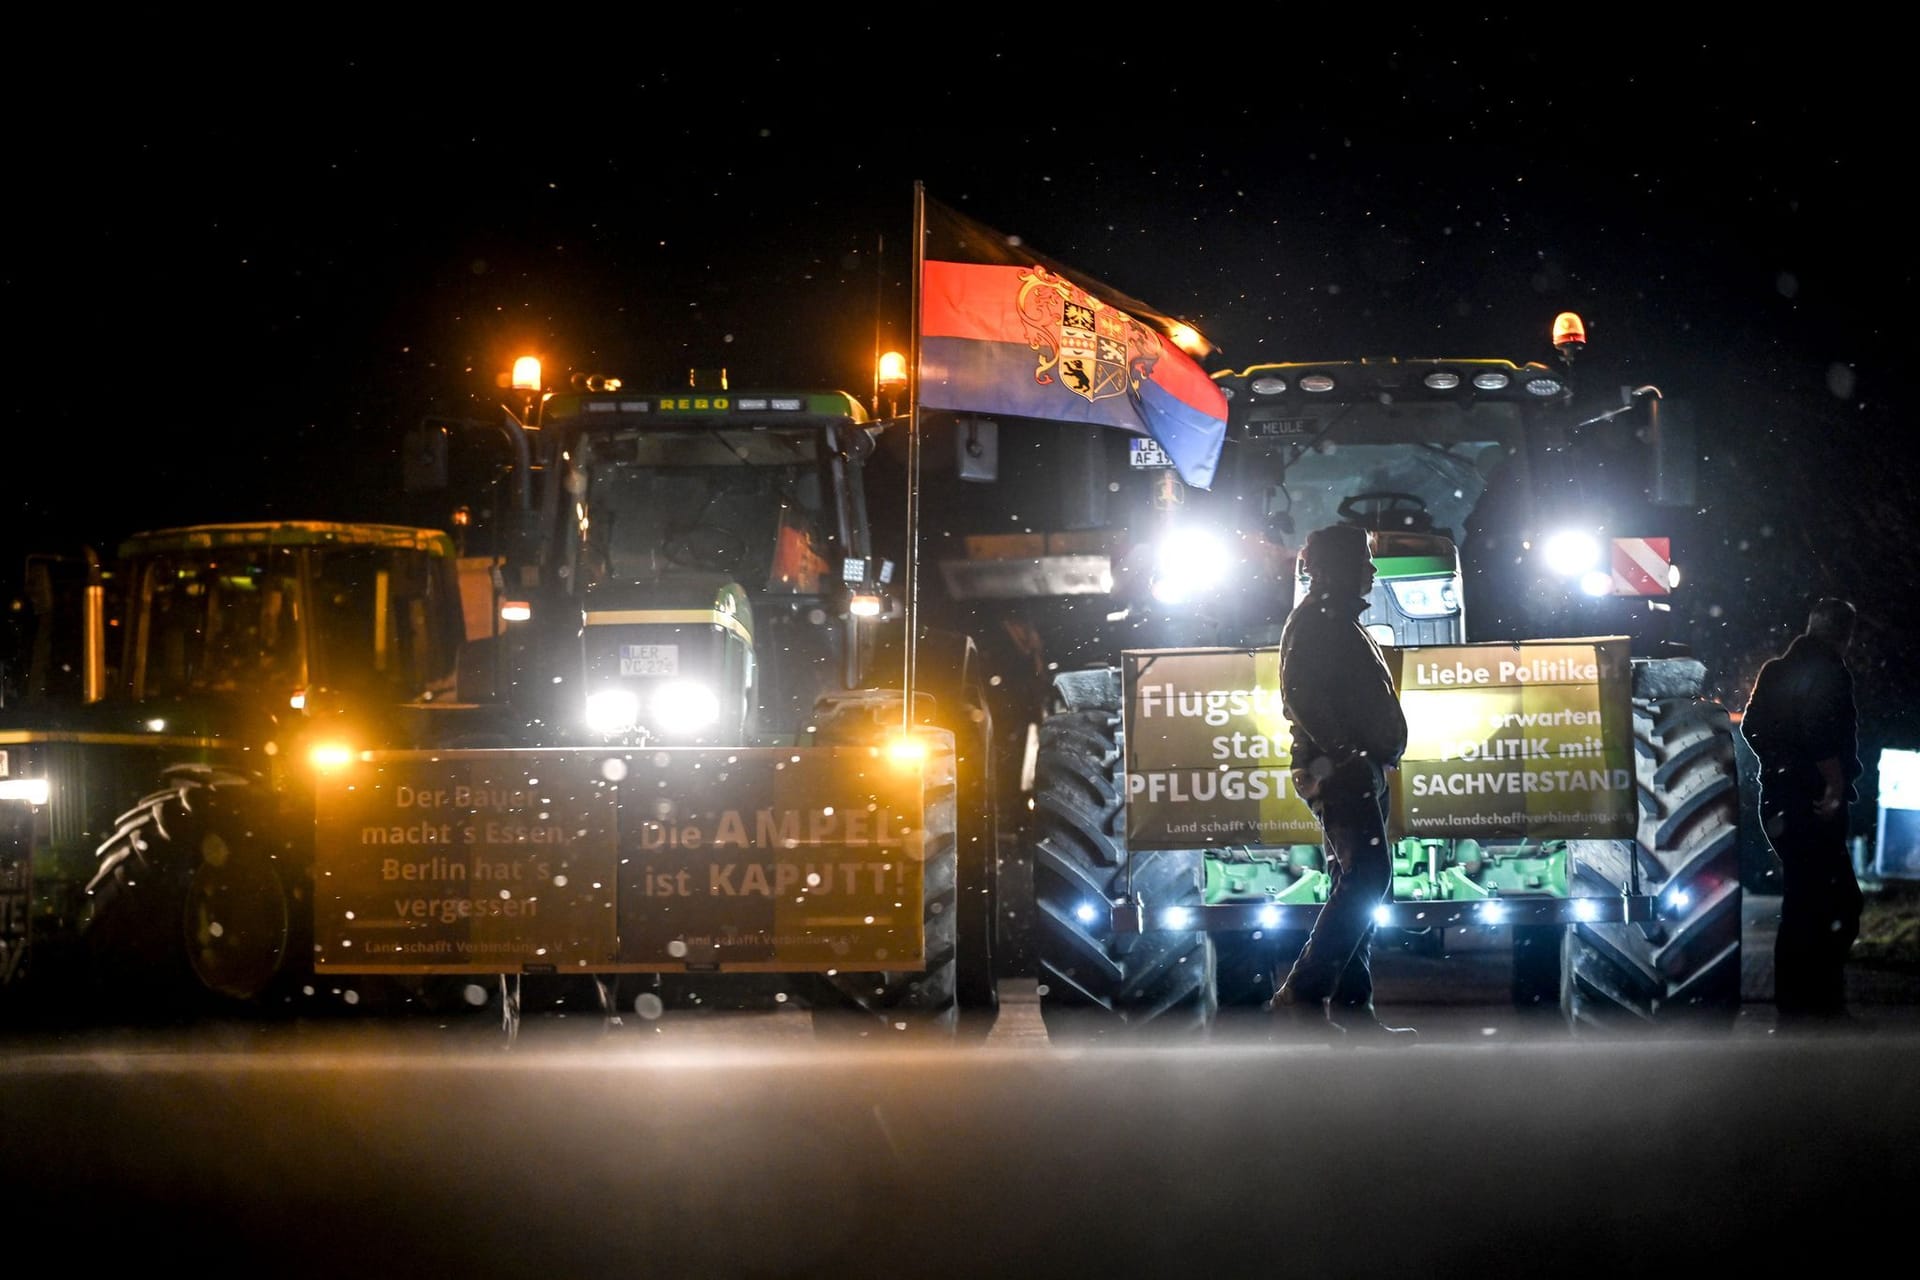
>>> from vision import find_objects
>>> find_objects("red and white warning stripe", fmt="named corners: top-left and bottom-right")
top-left (1610, 536), bottom-right (1671, 596)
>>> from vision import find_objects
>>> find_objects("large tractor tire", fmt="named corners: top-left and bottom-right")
top-left (82, 764), bottom-right (312, 1021)
top-left (1030, 672), bottom-right (1216, 1041)
top-left (813, 674), bottom-right (1001, 1040)
top-left (1563, 657), bottom-right (1742, 1033)
top-left (811, 726), bottom-right (961, 1039)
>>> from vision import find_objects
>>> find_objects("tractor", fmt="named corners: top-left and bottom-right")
top-left (892, 316), bottom-right (1740, 1039)
top-left (0, 521), bottom-right (505, 1020)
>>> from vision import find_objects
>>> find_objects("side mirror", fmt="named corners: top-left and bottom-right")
top-left (835, 425), bottom-right (879, 463)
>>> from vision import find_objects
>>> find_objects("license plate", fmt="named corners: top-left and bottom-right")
top-left (619, 644), bottom-right (678, 676)
top-left (1128, 438), bottom-right (1172, 469)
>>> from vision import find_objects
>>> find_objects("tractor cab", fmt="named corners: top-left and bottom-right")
top-left (533, 389), bottom-right (890, 747)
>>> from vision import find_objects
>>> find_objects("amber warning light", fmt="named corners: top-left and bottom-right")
top-left (1552, 312), bottom-right (1587, 359)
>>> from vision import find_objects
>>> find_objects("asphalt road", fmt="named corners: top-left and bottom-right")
top-left (3, 896), bottom-right (1917, 1277)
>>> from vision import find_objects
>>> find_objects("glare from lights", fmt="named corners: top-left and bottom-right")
top-left (1479, 901), bottom-right (1507, 925)
top-left (1573, 898), bottom-right (1600, 923)
top-left (876, 350), bottom-right (909, 390)
top-left (500, 601), bottom-right (532, 623)
top-left (145, 718), bottom-right (166, 732)
top-left (1161, 906), bottom-right (1192, 929)
top-left (1667, 888), bottom-right (1692, 912)
top-left (585, 689), bottom-right (641, 735)
top-left (1543, 530), bottom-right (1602, 577)
top-left (1167, 323), bottom-right (1207, 357)
top-left (885, 735), bottom-right (928, 768)
top-left (651, 681), bottom-right (720, 733)
top-left (1372, 904), bottom-right (1393, 927)
top-left (1668, 563), bottom-right (1682, 589)
top-left (309, 742), bottom-right (355, 772)
top-left (1075, 902), bottom-right (1099, 925)
top-left (848, 593), bottom-right (882, 618)
top-left (1580, 571), bottom-right (1615, 598)
top-left (1257, 905), bottom-right (1281, 929)
top-left (1153, 526), bottom-right (1229, 604)
top-left (510, 356), bottom-right (543, 392)
top-left (0, 779), bottom-right (49, 805)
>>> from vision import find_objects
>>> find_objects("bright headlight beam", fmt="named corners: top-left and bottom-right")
top-left (651, 681), bottom-right (720, 733)
top-left (1153, 526), bottom-right (1230, 604)
top-left (1543, 530), bottom-right (1602, 577)
top-left (585, 689), bottom-right (641, 735)
top-left (0, 779), bottom-right (50, 805)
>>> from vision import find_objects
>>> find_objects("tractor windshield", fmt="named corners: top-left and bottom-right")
top-left (128, 543), bottom-right (461, 702)
top-left (129, 546), bottom-right (304, 699)
top-left (307, 545), bottom-right (461, 699)
top-left (1224, 400), bottom-right (1530, 545)
top-left (579, 427), bottom-right (834, 595)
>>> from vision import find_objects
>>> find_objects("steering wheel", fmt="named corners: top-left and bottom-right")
top-left (1336, 491), bottom-right (1434, 532)
top-left (663, 522), bottom-right (750, 571)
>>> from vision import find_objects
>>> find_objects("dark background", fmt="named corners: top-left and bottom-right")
top-left (9, 30), bottom-right (1911, 831)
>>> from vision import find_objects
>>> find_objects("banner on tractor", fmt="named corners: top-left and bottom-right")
top-left (313, 746), bottom-right (935, 975)
top-left (1392, 639), bottom-right (1634, 840)
top-left (915, 186), bottom-right (1228, 489)
top-left (1122, 638), bottom-right (1635, 850)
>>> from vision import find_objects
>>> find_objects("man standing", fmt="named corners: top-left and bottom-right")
top-left (1269, 523), bottom-right (1415, 1044)
top-left (1740, 597), bottom-right (1866, 1031)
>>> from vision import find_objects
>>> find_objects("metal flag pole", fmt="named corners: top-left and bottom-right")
top-left (903, 181), bottom-right (926, 735)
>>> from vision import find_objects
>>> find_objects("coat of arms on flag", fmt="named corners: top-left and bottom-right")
top-left (1016, 266), bottom-right (1158, 407)
top-left (915, 187), bottom-right (1229, 489)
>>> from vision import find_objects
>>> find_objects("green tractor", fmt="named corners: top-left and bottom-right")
top-left (0, 522), bottom-right (504, 1020)
top-left (902, 325), bottom-right (1740, 1039)
top-left (352, 375), bottom-right (1004, 1038)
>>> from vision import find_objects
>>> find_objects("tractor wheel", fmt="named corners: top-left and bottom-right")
top-left (812, 731), bottom-right (961, 1040)
top-left (1563, 657), bottom-right (1742, 1033)
top-left (1031, 692), bottom-right (1216, 1041)
top-left (82, 764), bottom-right (312, 1021)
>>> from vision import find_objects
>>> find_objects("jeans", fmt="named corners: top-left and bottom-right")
top-left (1277, 771), bottom-right (1392, 1014)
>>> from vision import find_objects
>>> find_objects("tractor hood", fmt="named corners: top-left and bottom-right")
top-left (577, 576), bottom-right (755, 745)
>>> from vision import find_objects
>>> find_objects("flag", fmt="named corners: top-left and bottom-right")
top-left (915, 189), bottom-right (1229, 489)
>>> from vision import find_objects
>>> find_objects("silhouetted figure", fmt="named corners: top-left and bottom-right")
top-left (1740, 597), bottom-right (1866, 1031)
top-left (1269, 524), bottom-right (1415, 1045)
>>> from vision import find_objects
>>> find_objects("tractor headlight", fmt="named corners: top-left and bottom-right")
top-left (1150, 527), bottom-right (1230, 605)
top-left (308, 742), bottom-right (357, 772)
top-left (650, 681), bottom-right (720, 734)
top-left (585, 689), bottom-right (642, 735)
top-left (0, 778), bottom-right (49, 806)
top-left (1542, 530), bottom-right (1602, 578)
top-left (1385, 576), bottom-right (1461, 618)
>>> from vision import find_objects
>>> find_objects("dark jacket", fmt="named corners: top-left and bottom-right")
top-left (1740, 632), bottom-right (1861, 800)
top-left (1280, 589), bottom-right (1408, 793)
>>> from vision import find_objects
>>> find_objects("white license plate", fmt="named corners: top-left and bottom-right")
top-left (1128, 438), bottom-right (1172, 468)
top-left (619, 644), bottom-right (678, 676)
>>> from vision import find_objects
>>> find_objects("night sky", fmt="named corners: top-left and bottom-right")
top-left (12, 33), bottom-right (1911, 798)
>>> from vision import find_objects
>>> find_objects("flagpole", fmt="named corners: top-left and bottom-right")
top-left (903, 181), bottom-right (925, 735)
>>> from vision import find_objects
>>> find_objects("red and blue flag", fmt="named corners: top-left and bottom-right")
top-left (916, 192), bottom-right (1228, 489)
